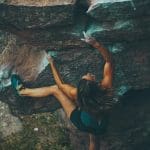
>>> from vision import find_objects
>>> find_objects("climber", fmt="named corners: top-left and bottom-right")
top-left (11, 32), bottom-right (113, 150)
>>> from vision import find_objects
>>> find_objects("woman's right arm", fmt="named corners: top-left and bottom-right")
top-left (92, 41), bottom-right (113, 88)
top-left (82, 32), bottom-right (113, 89)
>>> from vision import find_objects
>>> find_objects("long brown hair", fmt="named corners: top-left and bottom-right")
top-left (77, 79), bottom-right (114, 115)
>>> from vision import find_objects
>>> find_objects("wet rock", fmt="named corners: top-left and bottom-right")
top-left (0, 0), bottom-right (76, 29)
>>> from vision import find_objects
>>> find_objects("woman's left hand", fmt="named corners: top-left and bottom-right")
top-left (46, 53), bottom-right (54, 64)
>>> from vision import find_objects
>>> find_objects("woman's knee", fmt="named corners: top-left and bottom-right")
top-left (52, 85), bottom-right (62, 96)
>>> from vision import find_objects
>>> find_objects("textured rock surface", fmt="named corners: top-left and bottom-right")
top-left (105, 88), bottom-right (150, 150)
top-left (87, 0), bottom-right (150, 21)
top-left (3, 0), bottom-right (75, 6)
top-left (0, 101), bottom-right (22, 138)
top-left (0, 111), bottom-right (73, 150)
top-left (0, 0), bottom-right (150, 149)
top-left (0, 1), bottom-right (75, 29)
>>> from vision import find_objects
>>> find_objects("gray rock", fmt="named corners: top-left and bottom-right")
top-left (87, 0), bottom-right (150, 21)
top-left (86, 17), bottom-right (150, 43)
top-left (0, 0), bottom-right (149, 116)
top-left (0, 101), bottom-right (22, 138)
top-left (4, 0), bottom-right (76, 6)
top-left (0, 1), bottom-right (150, 149)
top-left (0, 0), bottom-right (5, 4)
top-left (0, 1), bottom-right (76, 29)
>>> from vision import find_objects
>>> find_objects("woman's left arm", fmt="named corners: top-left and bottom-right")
top-left (47, 54), bottom-right (77, 100)
top-left (47, 54), bottom-right (64, 87)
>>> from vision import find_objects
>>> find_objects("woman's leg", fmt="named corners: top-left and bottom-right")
top-left (53, 88), bottom-right (76, 118)
top-left (19, 85), bottom-right (76, 118)
top-left (89, 134), bottom-right (100, 150)
top-left (19, 85), bottom-right (57, 97)
top-left (11, 74), bottom-right (76, 118)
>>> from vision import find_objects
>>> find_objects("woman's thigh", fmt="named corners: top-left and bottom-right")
top-left (53, 88), bottom-right (76, 118)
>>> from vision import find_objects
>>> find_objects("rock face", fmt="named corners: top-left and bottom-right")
top-left (106, 88), bottom-right (150, 150)
top-left (87, 0), bottom-right (150, 21)
top-left (0, 0), bottom-right (150, 149)
top-left (0, 0), bottom-right (75, 29)
top-left (0, 101), bottom-right (22, 138)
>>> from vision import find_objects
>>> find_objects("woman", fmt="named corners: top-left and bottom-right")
top-left (11, 32), bottom-right (113, 150)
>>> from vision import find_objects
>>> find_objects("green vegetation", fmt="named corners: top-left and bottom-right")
top-left (0, 112), bottom-right (73, 150)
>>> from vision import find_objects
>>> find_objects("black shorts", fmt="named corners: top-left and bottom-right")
top-left (70, 108), bottom-right (107, 135)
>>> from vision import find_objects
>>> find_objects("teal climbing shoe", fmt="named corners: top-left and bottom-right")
top-left (11, 74), bottom-right (24, 95)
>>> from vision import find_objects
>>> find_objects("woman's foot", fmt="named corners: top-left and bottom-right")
top-left (11, 74), bottom-right (25, 95)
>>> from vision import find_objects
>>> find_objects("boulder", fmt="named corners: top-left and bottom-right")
top-left (0, 101), bottom-right (22, 138)
top-left (0, 0), bottom-right (150, 149)
top-left (86, 17), bottom-right (150, 43)
top-left (0, 0), bottom-right (150, 115)
top-left (87, 0), bottom-right (150, 21)
top-left (0, 0), bottom-right (76, 29)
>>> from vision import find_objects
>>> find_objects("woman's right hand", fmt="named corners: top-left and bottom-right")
top-left (81, 31), bottom-right (97, 45)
